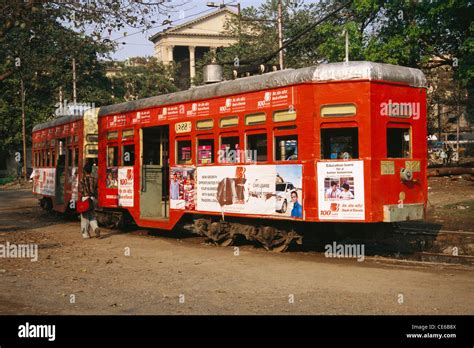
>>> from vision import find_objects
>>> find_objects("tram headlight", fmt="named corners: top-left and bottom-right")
top-left (400, 168), bottom-right (413, 182)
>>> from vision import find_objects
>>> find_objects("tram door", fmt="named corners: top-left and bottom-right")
top-left (140, 126), bottom-right (169, 219)
top-left (55, 139), bottom-right (66, 206)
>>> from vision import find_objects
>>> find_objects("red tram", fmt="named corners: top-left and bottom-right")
top-left (32, 61), bottom-right (427, 251)
top-left (31, 109), bottom-right (98, 212)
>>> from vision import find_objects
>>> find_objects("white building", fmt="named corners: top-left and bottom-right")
top-left (149, 8), bottom-right (237, 87)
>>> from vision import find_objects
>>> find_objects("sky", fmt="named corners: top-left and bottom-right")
top-left (109, 0), bottom-right (268, 60)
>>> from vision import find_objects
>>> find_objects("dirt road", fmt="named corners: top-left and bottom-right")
top-left (0, 185), bottom-right (473, 315)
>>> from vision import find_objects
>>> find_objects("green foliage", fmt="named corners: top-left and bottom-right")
top-left (109, 57), bottom-right (178, 101)
top-left (0, 1), bottom-right (182, 153)
top-left (211, 0), bottom-right (473, 121)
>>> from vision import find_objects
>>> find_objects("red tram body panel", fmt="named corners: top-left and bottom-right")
top-left (95, 62), bottom-right (427, 231)
top-left (31, 110), bottom-right (98, 212)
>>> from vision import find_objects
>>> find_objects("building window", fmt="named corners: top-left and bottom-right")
top-left (219, 136), bottom-right (240, 163)
top-left (387, 128), bottom-right (411, 158)
top-left (107, 146), bottom-right (118, 167)
top-left (197, 139), bottom-right (214, 165)
top-left (176, 140), bottom-right (192, 165)
top-left (321, 128), bottom-right (358, 159)
top-left (275, 135), bottom-right (298, 161)
top-left (123, 144), bottom-right (135, 166)
top-left (246, 133), bottom-right (267, 162)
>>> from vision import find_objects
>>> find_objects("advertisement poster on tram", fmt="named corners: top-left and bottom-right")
top-left (118, 167), bottom-right (134, 207)
top-left (317, 161), bottom-right (365, 220)
top-left (69, 167), bottom-right (78, 201)
top-left (170, 167), bottom-right (196, 210)
top-left (196, 165), bottom-right (303, 218)
top-left (32, 168), bottom-right (56, 196)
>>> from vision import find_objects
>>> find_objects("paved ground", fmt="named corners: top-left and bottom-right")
top-left (0, 184), bottom-right (473, 315)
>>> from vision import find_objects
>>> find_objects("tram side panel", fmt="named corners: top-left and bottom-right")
top-left (32, 120), bottom-right (84, 213)
top-left (369, 82), bottom-right (427, 222)
top-left (312, 81), bottom-right (374, 223)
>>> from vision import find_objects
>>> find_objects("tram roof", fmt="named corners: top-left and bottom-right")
top-left (32, 115), bottom-right (84, 132)
top-left (97, 61), bottom-right (425, 117)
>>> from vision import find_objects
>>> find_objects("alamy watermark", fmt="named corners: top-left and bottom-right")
top-left (324, 242), bottom-right (365, 262)
top-left (54, 99), bottom-right (95, 117)
top-left (0, 242), bottom-right (38, 262)
top-left (380, 100), bottom-right (420, 120)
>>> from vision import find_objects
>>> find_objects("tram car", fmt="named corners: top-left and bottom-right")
top-left (31, 109), bottom-right (99, 212)
top-left (32, 61), bottom-right (427, 251)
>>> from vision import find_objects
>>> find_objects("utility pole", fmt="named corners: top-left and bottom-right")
top-left (277, 0), bottom-right (284, 70)
top-left (72, 58), bottom-right (77, 104)
top-left (20, 77), bottom-right (27, 181)
top-left (344, 29), bottom-right (349, 62)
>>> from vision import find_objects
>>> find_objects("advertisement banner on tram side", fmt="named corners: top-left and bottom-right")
top-left (170, 167), bottom-right (196, 210)
top-left (118, 166), bottom-right (134, 207)
top-left (32, 168), bottom-right (56, 196)
top-left (195, 164), bottom-right (303, 218)
top-left (317, 161), bottom-right (365, 220)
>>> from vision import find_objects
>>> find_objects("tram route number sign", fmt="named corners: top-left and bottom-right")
top-left (175, 121), bottom-right (191, 134)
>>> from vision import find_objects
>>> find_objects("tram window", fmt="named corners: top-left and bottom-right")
top-left (51, 150), bottom-right (56, 167)
top-left (245, 113), bottom-right (266, 125)
top-left (122, 129), bottom-right (134, 140)
top-left (321, 128), bottom-right (358, 159)
top-left (74, 148), bottom-right (79, 167)
top-left (196, 119), bottom-right (214, 130)
top-left (220, 116), bottom-right (238, 128)
top-left (177, 140), bottom-right (192, 165)
top-left (68, 148), bottom-right (73, 167)
top-left (219, 136), bottom-right (240, 163)
top-left (387, 128), bottom-right (410, 158)
top-left (123, 144), bottom-right (135, 166)
top-left (107, 131), bottom-right (118, 140)
top-left (197, 139), bottom-right (214, 165)
top-left (246, 133), bottom-right (267, 162)
top-left (275, 135), bottom-right (298, 161)
top-left (57, 152), bottom-right (65, 166)
top-left (273, 109), bottom-right (297, 123)
top-left (86, 134), bottom-right (99, 143)
top-left (107, 146), bottom-right (118, 167)
top-left (321, 104), bottom-right (356, 117)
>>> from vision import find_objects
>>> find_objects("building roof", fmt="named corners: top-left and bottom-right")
top-left (98, 61), bottom-right (427, 117)
top-left (149, 7), bottom-right (237, 43)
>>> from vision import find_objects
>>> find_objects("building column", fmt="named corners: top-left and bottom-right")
top-left (189, 46), bottom-right (196, 86)
top-left (167, 45), bottom-right (174, 64)
top-left (210, 47), bottom-right (217, 63)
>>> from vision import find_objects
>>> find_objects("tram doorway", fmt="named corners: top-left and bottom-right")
top-left (140, 126), bottom-right (169, 219)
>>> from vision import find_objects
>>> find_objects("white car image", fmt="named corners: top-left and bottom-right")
top-left (275, 182), bottom-right (295, 213)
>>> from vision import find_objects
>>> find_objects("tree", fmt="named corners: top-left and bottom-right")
top-left (108, 57), bottom-right (178, 101)
top-left (208, 0), bottom-right (473, 122)
top-left (0, 0), bottom-right (187, 82)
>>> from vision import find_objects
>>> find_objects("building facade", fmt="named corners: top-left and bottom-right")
top-left (149, 8), bottom-right (237, 88)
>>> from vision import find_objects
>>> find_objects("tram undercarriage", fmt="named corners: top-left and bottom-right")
top-left (183, 216), bottom-right (303, 253)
